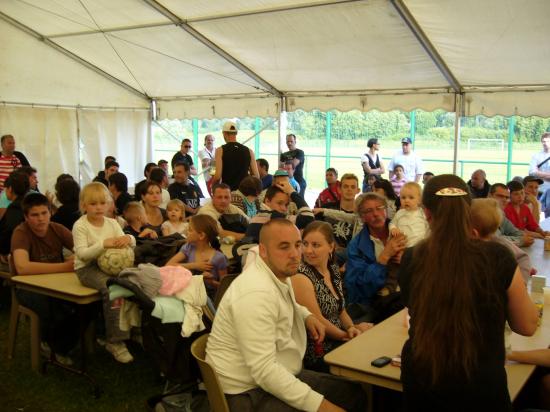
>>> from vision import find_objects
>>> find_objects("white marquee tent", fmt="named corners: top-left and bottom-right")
top-left (1, 0), bottom-right (550, 189)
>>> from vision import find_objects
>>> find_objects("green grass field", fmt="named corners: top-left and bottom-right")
top-left (154, 129), bottom-right (539, 191)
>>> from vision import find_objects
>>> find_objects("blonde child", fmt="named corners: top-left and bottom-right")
top-left (471, 198), bottom-right (535, 284)
top-left (389, 182), bottom-right (429, 247)
top-left (166, 214), bottom-right (227, 299)
top-left (123, 202), bottom-right (158, 239)
top-left (72, 182), bottom-right (136, 363)
top-left (161, 199), bottom-right (188, 237)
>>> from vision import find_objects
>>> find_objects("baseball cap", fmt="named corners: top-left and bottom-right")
top-left (401, 137), bottom-right (412, 144)
top-left (273, 170), bottom-right (289, 177)
top-left (222, 121), bottom-right (238, 133)
top-left (523, 175), bottom-right (543, 185)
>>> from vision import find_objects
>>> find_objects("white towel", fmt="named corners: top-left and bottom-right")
top-left (175, 275), bottom-right (207, 337)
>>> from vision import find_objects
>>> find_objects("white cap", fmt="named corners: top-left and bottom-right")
top-left (222, 121), bottom-right (238, 133)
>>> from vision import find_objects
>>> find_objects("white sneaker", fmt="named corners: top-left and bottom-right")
top-left (105, 342), bottom-right (134, 363)
top-left (55, 353), bottom-right (74, 366)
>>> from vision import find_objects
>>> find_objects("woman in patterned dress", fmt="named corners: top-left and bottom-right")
top-left (291, 221), bottom-right (372, 372)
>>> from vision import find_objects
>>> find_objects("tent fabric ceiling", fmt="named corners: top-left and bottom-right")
top-left (1, 0), bottom-right (549, 118)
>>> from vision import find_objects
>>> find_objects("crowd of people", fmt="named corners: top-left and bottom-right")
top-left (0, 127), bottom-right (549, 411)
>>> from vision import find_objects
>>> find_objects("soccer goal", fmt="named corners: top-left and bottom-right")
top-left (466, 138), bottom-right (505, 151)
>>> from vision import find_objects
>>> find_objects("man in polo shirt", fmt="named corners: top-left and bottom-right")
top-left (171, 138), bottom-right (197, 176)
top-left (197, 183), bottom-right (249, 240)
top-left (388, 137), bottom-right (423, 183)
top-left (11, 192), bottom-right (79, 363)
top-left (206, 218), bottom-right (365, 412)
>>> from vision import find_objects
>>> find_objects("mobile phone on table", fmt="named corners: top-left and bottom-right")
top-left (371, 356), bottom-right (392, 368)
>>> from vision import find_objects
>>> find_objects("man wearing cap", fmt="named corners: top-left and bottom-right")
top-left (529, 132), bottom-right (550, 193)
top-left (523, 176), bottom-right (544, 222)
top-left (467, 169), bottom-right (491, 198)
top-left (388, 138), bottom-right (423, 183)
top-left (213, 121), bottom-right (259, 191)
top-left (171, 138), bottom-right (197, 176)
top-left (280, 134), bottom-right (307, 197)
top-left (361, 138), bottom-right (385, 192)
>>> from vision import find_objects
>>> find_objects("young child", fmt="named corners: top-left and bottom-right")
top-left (382, 182), bottom-right (429, 296)
top-left (504, 180), bottom-right (550, 239)
top-left (161, 199), bottom-right (188, 237)
top-left (390, 164), bottom-right (407, 196)
top-left (471, 198), bottom-right (536, 284)
top-left (123, 202), bottom-right (158, 239)
top-left (165, 214), bottom-right (227, 299)
top-left (72, 182), bottom-right (136, 363)
top-left (389, 182), bottom-right (429, 247)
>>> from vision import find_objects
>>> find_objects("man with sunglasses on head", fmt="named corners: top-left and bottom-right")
top-left (171, 138), bottom-right (197, 176)
top-left (345, 193), bottom-right (406, 323)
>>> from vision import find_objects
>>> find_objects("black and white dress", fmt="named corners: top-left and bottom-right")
top-left (298, 262), bottom-right (345, 371)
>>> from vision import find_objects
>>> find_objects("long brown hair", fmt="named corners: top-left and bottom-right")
top-left (409, 174), bottom-right (503, 385)
top-left (189, 215), bottom-right (221, 250)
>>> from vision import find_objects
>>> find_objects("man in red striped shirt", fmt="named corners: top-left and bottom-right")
top-left (0, 135), bottom-right (30, 193)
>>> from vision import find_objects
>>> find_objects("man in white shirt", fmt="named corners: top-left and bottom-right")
top-left (197, 183), bottom-right (250, 240)
top-left (198, 134), bottom-right (215, 183)
top-left (388, 137), bottom-right (423, 183)
top-left (529, 132), bottom-right (550, 193)
top-left (206, 219), bottom-right (365, 412)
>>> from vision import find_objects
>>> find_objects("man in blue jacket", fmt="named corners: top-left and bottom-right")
top-left (345, 193), bottom-right (406, 322)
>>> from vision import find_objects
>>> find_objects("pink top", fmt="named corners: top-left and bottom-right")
top-left (159, 265), bottom-right (193, 296)
top-left (391, 175), bottom-right (406, 196)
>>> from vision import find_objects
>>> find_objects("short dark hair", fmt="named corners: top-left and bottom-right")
top-left (489, 183), bottom-right (508, 194)
top-left (105, 160), bottom-right (119, 170)
top-left (284, 160), bottom-right (295, 169)
top-left (56, 178), bottom-right (80, 205)
top-left (212, 182), bottom-right (231, 195)
top-left (149, 167), bottom-right (166, 184)
top-left (18, 165), bottom-right (37, 177)
top-left (104, 156), bottom-right (116, 165)
top-left (140, 180), bottom-right (163, 199)
top-left (55, 173), bottom-right (75, 185)
top-left (182, 138), bottom-right (191, 144)
top-left (423, 172), bottom-right (434, 177)
top-left (238, 176), bottom-right (262, 197)
top-left (367, 138), bottom-right (379, 148)
top-left (506, 180), bottom-right (524, 193)
top-left (326, 167), bottom-right (338, 177)
top-left (373, 178), bottom-right (397, 201)
top-left (108, 172), bottom-right (128, 193)
top-left (4, 171), bottom-right (30, 197)
top-left (1, 134), bottom-right (13, 144)
top-left (144, 162), bottom-right (157, 177)
top-left (256, 158), bottom-right (269, 172)
top-left (174, 162), bottom-right (190, 172)
top-left (265, 185), bottom-right (286, 201)
top-left (157, 159), bottom-right (168, 166)
top-left (22, 192), bottom-right (50, 215)
top-left (393, 164), bottom-right (404, 172)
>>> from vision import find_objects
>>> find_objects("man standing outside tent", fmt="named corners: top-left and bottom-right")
top-left (171, 138), bottom-right (197, 176)
top-left (529, 132), bottom-right (550, 194)
top-left (388, 137), bottom-right (423, 183)
top-left (281, 134), bottom-right (307, 197)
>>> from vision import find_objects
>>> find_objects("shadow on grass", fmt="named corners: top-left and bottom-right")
top-left (0, 306), bottom-right (164, 412)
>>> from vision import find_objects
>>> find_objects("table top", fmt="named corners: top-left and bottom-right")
top-left (325, 306), bottom-right (550, 400)
top-left (12, 272), bottom-right (100, 304)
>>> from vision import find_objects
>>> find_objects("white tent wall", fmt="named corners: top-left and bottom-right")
top-left (0, 105), bottom-right (79, 193)
top-left (78, 109), bottom-right (152, 189)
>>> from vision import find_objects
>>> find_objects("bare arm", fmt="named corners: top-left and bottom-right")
top-left (165, 251), bottom-right (186, 266)
top-left (508, 349), bottom-right (550, 367)
top-left (291, 274), bottom-right (349, 341)
top-left (212, 147), bottom-right (223, 184)
top-left (190, 165), bottom-right (198, 176)
top-left (13, 249), bottom-right (74, 275)
top-left (249, 148), bottom-right (260, 178)
top-left (507, 267), bottom-right (538, 336)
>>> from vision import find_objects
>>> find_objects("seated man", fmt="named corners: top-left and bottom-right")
top-left (314, 168), bottom-right (341, 208)
top-left (246, 181), bottom-right (314, 244)
top-left (489, 183), bottom-right (534, 247)
top-left (256, 158), bottom-right (273, 190)
top-left (345, 193), bottom-right (407, 323)
top-left (467, 169), bottom-right (490, 198)
top-left (168, 162), bottom-right (201, 216)
top-left (198, 183), bottom-right (249, 241)
top-left (206, 219), bottom-right (365, 412)
top-left (523, 175), bottom-right (543, 222)
top-left (11, 192), bottom-right (79, 364)
top-left (0, 171), bottom-right (30, 269)
top-left (108, 172), bottom-right (133, 216)
top-left (93, 160), bottom-right (119, 186)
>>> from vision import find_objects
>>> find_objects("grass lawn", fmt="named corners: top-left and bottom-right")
top-left (0, 301), bottom-right (164, 412)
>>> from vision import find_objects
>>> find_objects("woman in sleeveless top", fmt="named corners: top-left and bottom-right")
top-left (361, 138), bottom-right (385, 192)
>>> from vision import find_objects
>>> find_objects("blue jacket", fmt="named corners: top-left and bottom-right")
top-left (345, 222), bottom-right (389, 305)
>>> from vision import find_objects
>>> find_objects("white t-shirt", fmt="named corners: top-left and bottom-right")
top-left (389, 208), bottom-right (429, 247)
top-left (529, 150), bottom-right (550, 192)
top-left (388, 151), bottom-right (424, 182)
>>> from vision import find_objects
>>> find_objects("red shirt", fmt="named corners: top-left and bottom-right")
top-left (315, 182), bottom-right (341, 208)
top-left (504, 203), bottom-right (539, 232)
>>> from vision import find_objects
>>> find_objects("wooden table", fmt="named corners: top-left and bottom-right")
top-left (325, 306), bottom-right (550, 401)
top-left (11, 272), bottom-right (100, 304)
top-left (11, 272), bottom-right (101, 396)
